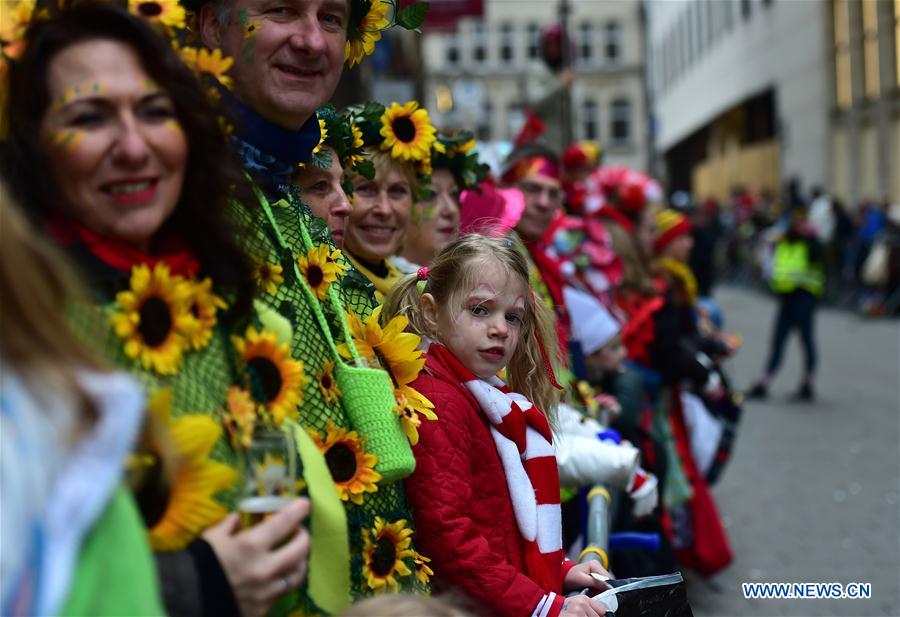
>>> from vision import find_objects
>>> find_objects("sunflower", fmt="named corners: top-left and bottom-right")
top-left (128, 0), bottom-right (186, 29)
top-left (338, 306), bottom-right (422, 384)
top-left (411, 551), bottom-right (433, 586)
top-left (146, 389), bottom-right (238, 551)
top-left (179, 46), bottom-right (233, 89)
top-left (110, 263), bottom-right (194, 375)
top-left (313, 117), bottom-right (328, 155)
top-left (252, 259), bottom-right (284, 296)
top-left (316, 359), bottom-right (343, 404)
top-left (182, 277), bottom-right (227, 351)
top-left (325, 246), bottom-right (350, 277)
top-left (349, 123), bottom-right (366, 167)
top-left (309, 420), bottom-right (381, 505)
top-left (297, 244), bottom-right (344, 300)
top-left (222, 386), bottom-right (257, 449)
top-left (393, 385), bottom-right (436, 446)
top-left (233, 327), bottom-right (308, 426)
top-left (362, 517), bottom-right (415, 592)
top-left (345, 0), bottom-right (390, 67)
top-left (379, 101), bottom-right (438, 163)
top-left (0, 0), bottom-right (35, 59)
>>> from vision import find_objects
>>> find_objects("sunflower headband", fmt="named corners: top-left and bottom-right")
top-left (431, 130), bottom-right (489, 191)
top-left (346, 99), bottom-right (440, 198)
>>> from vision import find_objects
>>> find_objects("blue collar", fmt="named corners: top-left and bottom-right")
top-left (226, 91), bottom-right (321, 195)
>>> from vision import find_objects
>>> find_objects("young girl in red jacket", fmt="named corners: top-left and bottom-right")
top-left (382, 234), bottom-right (611, 617)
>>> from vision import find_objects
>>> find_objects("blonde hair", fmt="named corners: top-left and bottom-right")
top-left (0, 182), bottom-right (104, 425)
top-left (382, 234), bottom-right (562, 416)
top-left (368, 149), bottom-right (419, 194)
top-left (341, 593), bottom-right (475, 617)
top-left (606, 220), bottom-right (656, 296)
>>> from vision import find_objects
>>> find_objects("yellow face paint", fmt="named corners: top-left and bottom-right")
top-left (163, 119), bottom-right (183, 134)
top-left (52, 82), bottom-right (108, 109)
top-left (50, 128), bottom-right (85, 151)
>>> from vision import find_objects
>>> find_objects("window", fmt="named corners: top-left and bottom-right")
top-left (446, 33), bottom-right (459, 67)
top-left (741, 0), bottom-right (752, 20)
top-left (610, 98), bottom-right (631, 143)
top-left (604, 21), bottom-right (621, 61)
top-left (500, 22), bottom-right (515, 64)
top-left (478, 100), bottom-right (493, 141)
top-left (580, 22), bottom-right (594, 62)
top-left (507, 102), bottom-right (524, 141)
top-left (473, 22), bottom-right (487, 64)
top-left (833, 0), bottom-right (852, 108)
top-left (762, 0), bottom-right (773, 7)
top-left (583, 99), bottom-right (598, 140)
top-left (527, 22), bottom-right (541, 59)
top-left (862, 0), bottom-right (880, 98)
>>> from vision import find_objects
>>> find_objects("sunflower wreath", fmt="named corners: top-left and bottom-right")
top-left (345, 99), bottom-right (441, 200)
top-left (432, 129), bottom-right (490, 191)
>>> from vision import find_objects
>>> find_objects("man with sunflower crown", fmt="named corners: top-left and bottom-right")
top-left (179, 0), bottom-right (432, 611)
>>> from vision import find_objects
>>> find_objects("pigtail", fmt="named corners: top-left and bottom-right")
top-left (380, 272), bottom-right (431, 339)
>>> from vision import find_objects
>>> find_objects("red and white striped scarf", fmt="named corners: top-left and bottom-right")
top-left (430, 345), bottom-right (564, 594)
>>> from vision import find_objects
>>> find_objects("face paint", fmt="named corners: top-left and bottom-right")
top-left (52, 82), bottom-right (109, 109)
top-left (238, 7), bottom-right (259, 63)
top-left (49, 128), bottom-right (85, 151)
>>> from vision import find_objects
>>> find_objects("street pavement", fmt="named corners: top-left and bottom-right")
top-left (684, 286), bottom-right (900, 617)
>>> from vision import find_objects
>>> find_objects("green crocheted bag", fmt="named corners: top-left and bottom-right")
top-left (250, 182), bottom-right (415, 482)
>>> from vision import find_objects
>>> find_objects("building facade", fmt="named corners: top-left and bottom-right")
top-left (645, 0), bottom-right (899, 207)
top-left (421, 0), bottom-right (649, 171)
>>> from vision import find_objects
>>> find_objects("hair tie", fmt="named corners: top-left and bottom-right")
top-left (417, 267), bottom-right (429, 281)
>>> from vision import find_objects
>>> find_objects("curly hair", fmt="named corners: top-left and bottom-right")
top-left (0, 3), bottom-right (254, 321)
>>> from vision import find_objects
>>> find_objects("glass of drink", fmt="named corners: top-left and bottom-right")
top-left (237, 423), bottom-right (298, 528)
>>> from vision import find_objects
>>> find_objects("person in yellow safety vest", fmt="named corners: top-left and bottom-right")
top-left (748, 207), bottom-right (825, 402)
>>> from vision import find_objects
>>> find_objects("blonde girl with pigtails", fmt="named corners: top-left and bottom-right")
top-left (382, 234), bottom-right (612, 617)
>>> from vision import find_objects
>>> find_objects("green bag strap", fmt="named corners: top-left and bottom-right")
top-left (287, 420), bottom-right (351, 614)
top-left (245, 178), bottom-right (362, 367)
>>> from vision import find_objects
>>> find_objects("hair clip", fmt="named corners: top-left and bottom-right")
top-left (417, 267), bottom-right (429, 281)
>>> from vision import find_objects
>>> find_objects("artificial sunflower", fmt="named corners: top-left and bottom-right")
top-left (128, 0), bottom-right (186, 29)
top-left (349, 123), bottom-right (366, 167)
top-left (110, 263), bottom-right (194, 375)
top-left (379, 101), bottom-right (438, 163)
top-left (253, 259), bottom-right (284, 296)
top-left (182, 277), bottom-right (227, 351)
top-left (313, 117), bottom-right (328, 155)
top-left (339, 306), bottom-right (422, 385)
top-left (345, 0), bottom-right (390, 67)
top-left (393, 385), bottom-right (436, 446)
top-left (411, 551), bottom-right (433, 586)
top-left (309, 420), bottom-right (381, 505)
top-left (362, 517), bottom-right (415, 592)
top-left (0, 0), bottom-right (35, 59)
top-left (146, 389), bottom-right (238, 551)
top-left (179, 46), bottom-right (233, 89)
top-left (297, 244), bottom-right (345, 301)
top-left (316, 358), bottom-right (343, 404)
top-left (222, 386), bottom-right (256, 449)
top-left (233, 327), bottom-right (308, 426)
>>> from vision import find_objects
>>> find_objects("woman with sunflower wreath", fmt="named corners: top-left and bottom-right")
top-left (393, 130), bottom-right (490, 274)
top-left (0, 6), bottom-right (317, 617)
top-left (342, 100), bottom-right (439, 299)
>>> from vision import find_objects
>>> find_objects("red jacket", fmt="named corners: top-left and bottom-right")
top-left (404, 350), bottom-right (575, 617)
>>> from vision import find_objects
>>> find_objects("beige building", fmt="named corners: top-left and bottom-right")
top-left (421, 0), bottom-right (649, 171)
top-left (645, 0), bottom-right (899, 207)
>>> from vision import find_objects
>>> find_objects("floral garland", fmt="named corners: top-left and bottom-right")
top-left (431, 129), bottom-right (490, 191)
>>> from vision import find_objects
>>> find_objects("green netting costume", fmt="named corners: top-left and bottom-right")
top-left (224, 97), bottom-right (430, 611)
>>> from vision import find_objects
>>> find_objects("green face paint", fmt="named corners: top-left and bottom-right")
top-left (52, 83), bottom-right (108, 109)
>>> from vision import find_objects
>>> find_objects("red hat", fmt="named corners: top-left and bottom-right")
top-left (654, 208), bottom-right (692, 253)
top-left (562, 141), bottom-right (602, 171)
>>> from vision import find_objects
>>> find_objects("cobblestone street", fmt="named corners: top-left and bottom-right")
top-left (686, 286), bottom-right (900, 617)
